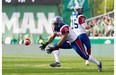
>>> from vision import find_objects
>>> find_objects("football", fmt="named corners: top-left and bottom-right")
top-left (24, 38), bottom-right (31, 46)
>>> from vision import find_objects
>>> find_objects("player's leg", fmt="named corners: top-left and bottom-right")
top-left (83, 35), bottom-right (91, 66)
top-left (81, 41), bottom-right (89, 65)
top-left (80, 34), bottom-right (91, 65)
top-left (50, 41), bottom-right (72, 67)
top-left (79, 34), bottom-right (91, 65)
top-left (80, 35), bottom-right (101, 70)
top-left (80, 34), bottom-right (91, 55)
top-left (85, 60), bottom-right (89, 66)
top-left (50, 43), bottom-right (60, 67)
top-left (71, 38), bottom-right (102, 71)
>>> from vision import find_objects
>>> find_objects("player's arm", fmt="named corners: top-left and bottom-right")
top-left (47, 33), bottom-right (56, 44)
top-left (56, 26), bottom-right (69, 47)
top-left (56, 31), bottom-right (69, 47)
top-left (46, 31), bottom-right (69, 54)
top-left (85, 25), bottom-right (93, 30)
top-left (39, 33), bottom-right (56, 50)
top-left (46, 26), bottom-right (69, 54)
top-left (78, 16), bottom-right (93, 30)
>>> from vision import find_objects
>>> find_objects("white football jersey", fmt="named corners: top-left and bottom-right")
top-left (60, 25), bottom-right (77, 43)
top-left (53, 24), bottom-right (77, 43)
top-left (70, 14), bottom-right (87, 37)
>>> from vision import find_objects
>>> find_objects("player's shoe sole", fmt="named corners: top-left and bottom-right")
top-left (50, 62), bottom-right (61, 67)
top-left (98, 61), bottom-right (102, 72)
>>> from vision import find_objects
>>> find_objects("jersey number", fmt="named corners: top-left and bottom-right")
top-left (71, 19), bottom-right (78, 29)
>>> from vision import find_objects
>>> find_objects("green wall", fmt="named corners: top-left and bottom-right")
top-left (2, 4), bottom-right (59, 43)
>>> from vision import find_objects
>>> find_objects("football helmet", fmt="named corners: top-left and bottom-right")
top-left (52, 16), bottom-right (63, 26)
top-left (74, 4), bottom-right (83, 14)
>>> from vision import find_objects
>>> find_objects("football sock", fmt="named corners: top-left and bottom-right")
top-left (88, 55), bottom-right (100, 65)
top-left (53, 50), bottom-right (60, 63)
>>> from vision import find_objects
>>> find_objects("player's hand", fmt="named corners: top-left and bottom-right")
top-left (46, 46), bottom-right (59, 54)
top-left (46, 46), bottom-right (53, 54)
top-left (39, 42), bottom-right (49, 51)
top-left (90, 25), bottom-right (93, 28)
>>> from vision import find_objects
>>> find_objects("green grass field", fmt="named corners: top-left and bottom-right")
top-left (2, 55), bottom-right (114, 75)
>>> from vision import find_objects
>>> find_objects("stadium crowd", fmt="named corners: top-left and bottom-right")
top-left (87, 13), bottom-right (114, 37)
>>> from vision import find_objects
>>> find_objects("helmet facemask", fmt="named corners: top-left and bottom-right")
top-left (74, 5), bottom-right (83, 14)
top-left (76, 8), bottom-right (83, 14)
top-left (52, 16), bottom-right (63, 30)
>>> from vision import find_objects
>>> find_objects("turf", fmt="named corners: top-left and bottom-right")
top-left (2, 55), bottom-right (114, 75)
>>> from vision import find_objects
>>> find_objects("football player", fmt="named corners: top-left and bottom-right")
top-left (40, 5), bottom-right (92, 67)
top-left (70, 4), bottom-right (93, 66)
top-left (40, 16), bottom-right (102, 72)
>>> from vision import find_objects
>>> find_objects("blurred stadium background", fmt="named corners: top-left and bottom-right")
top-left (2, 0), bottom-right (114, 75)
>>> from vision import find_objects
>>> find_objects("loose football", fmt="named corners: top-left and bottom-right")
top-left (24, 38), bottom-right (31, 46)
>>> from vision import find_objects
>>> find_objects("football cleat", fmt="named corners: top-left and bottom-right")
top-left (98, 61), bottom-right (102, 72)
top-left (85, 60), bottom-right (89, 66)
top-left (50, 62), bottom-right (61, 67)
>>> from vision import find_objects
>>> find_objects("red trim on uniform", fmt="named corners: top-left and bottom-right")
top-left (78, 16), bottom-right (86, 24)
top-left (87, 49), bottom-right (91, 55)
top-left (60, 26), bottom-right (69, 34)
top-left (75, 38), bottom-right (85, 53)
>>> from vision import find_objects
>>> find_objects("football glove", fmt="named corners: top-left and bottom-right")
top-left (90, 25), bottom-right (93, 28)
top-left (39, 42), bottom-right (49, 51)
top-left (46, 46), bottom-right (59, 54)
